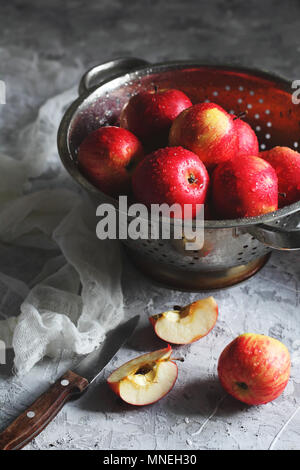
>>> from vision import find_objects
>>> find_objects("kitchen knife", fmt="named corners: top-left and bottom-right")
top-left (0, 315), bottom-right (139, 450)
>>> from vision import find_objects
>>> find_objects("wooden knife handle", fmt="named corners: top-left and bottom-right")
top-left (0, 370), bottom-right (89, 450)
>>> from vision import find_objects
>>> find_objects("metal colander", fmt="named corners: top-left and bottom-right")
top-left (57, 58), bottom-right (300, 290)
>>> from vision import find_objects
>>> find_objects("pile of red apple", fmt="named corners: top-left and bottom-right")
top-left (78, 87), bottom-right (300, 219)
top-left (77, 88), bottom-right (293, 407)
top-left (107, 297), bottom-right (291, 407)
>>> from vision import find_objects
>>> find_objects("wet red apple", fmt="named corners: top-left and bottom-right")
top-left (132, 146), bottom-right (209, 218)
top-left (234, 118), bottom-right (259, 158)
top-left (78, 126), bottom-right (144, 197)
top-left (120, 88), bottom-right (192, 148)
top-left (260, 146), bottom-right (300, 207)
top-left (218, 333), bottom-right (291, 405)
top-left (212, 154), bottom-right (278, 218)
top-left (169, 102), bottom-right (238, 170)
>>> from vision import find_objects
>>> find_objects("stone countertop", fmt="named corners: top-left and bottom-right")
top-left (1, 0), bottom-right (300, 451)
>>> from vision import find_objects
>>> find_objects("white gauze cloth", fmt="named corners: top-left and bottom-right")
top-left (0, 86), bottom-right (124, 375)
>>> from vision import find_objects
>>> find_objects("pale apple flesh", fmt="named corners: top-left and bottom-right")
top-left (107, 346), bottom-right (178, 406)
top-left (150, 297), bottom-right (218, 345)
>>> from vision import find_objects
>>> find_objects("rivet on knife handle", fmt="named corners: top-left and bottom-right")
top-left (0, 370), bottom-right (88, 450)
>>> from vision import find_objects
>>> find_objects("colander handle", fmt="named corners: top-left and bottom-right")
top-left (78, 57), bottom-right (149, 95)
top-left (247, 220), bottom-right (300, 250)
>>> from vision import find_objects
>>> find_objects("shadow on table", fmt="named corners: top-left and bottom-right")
top-left (77, 373), bottom-right (250, 418)
top-left (126, 324), bottom-right (167, 352)
top-left (77, 376), bottom-right (134, 414)
top-left (166, 377), bottom-right (250, 417)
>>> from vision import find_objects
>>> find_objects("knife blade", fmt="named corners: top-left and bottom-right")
top-left (0, 315), bottom-right (139, 450)
top-left (73, 314), bottom-right (140, 383)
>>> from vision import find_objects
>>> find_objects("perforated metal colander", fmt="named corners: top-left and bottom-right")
top-left (57, 58), bottom-right (300, 290)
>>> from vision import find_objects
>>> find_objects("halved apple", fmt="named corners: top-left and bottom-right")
top-left (149, 297), bottom-right (218, 345)
top-left (107, 345), bottom-right (178, 406)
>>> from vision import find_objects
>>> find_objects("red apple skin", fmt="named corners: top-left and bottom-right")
top-left (132, 146), bottom-right (209, 218)
top-left (78, 126), bottom-right (144, 197)
top-left (107, 380), bottom-right (120, 397)
top-left (212, 154), bottom-right (278, 218)
top-left (149, 316), bottom-right (156, 329)
top-left (234, 118), bottom-right (259, 158)
top-left (169, 102), bottom-right (238, 170)
top-left (218, 334), bottom-right (291, 405)
top-left (120, 88), bottom-right (192, 147)
top-left (260, 146), bottom-right (300, 207)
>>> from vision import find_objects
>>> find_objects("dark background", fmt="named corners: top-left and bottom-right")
top-left (1, 0), bottom-right (300, 151)
top-left (2, 0), bottom-right (300, 80)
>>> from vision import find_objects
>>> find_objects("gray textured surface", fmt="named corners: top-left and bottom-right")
top-left (1, 0), bottom-right (300, 450)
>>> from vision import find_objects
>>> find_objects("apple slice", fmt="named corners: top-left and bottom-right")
top-left (149, 297), bottom-right (218, 345)
top-left (107, 345), bottom-right (177, 406)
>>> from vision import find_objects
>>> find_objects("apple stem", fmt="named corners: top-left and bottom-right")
top-left (188, 174), bottom-right (198, 184)
top-left (172, 357), bottom-right (185, 362)
top-left (154, 84), bottom-right (158, 94)
top-left (279, 192), bottom-right (287, 198)
top-left (236, 381), bottom-right (248, 390)
top-left (233, 110), bottom-right (248, 121)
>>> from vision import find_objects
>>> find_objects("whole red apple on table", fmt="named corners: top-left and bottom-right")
top-left (120, 88), bottom-right (192, 148)
top-left (77, 126), bottom-right (144, 197)
top-left (234, 118), bottom-right (259, 158)
top-left (212, 154), bottom-right (278, 218)
top-left (218, 333), bottom-right (291, 405)
top-left (260, 146), bottom-right (300, 207)
top-left (132, 146), bottom-right (209, 218)
top-left (107, 345), bottom-right (177, 406)
top-left (169, 102), bottom-right (238, 170)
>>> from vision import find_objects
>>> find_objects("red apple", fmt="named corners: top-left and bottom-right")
top-left (212, 154), bottom-right (278, 218)
top-left (107, 345), bottom-right (177, 406)
top-left (260, 146), bottom-right (300, 207)
top-left (218, 333), bottom-right (291, 405)
top-left (149, 297), bottom-right (218, 345)
top-left (78, 126), bottom-right (143, 197)
top-left (120, 88), bottom-right (192, 148)
top-left (132, 146), bottom-right (209, 218)
top-left (234, 118), bottom-right (259, 158)
top-left (169, 102), bottom-right (238, 170)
